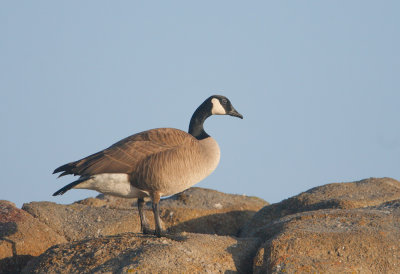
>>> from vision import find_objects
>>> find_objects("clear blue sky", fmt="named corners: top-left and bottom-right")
top-left (1, 1), bottom-right (399, 208)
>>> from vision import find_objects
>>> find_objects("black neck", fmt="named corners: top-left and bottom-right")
top-left (188, 102), bottom-right (211, 140)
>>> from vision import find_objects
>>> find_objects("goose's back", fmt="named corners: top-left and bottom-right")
top-left (64, 128), bottom-right (190, 176)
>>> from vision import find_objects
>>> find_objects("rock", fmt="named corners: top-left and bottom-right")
top-left (252, 200), bottom-right (400, 273)
top-left (24, 187), bottom-right (268, 241)
top-left (22, 202), bottom-right (142, 242)
top-left (10, 179), bottom-right (400, 273)
top-left (240, 177), bottom-right (400, 237)
top-left (77, 187), bottom-right (267, 211)
top-left (160, 187), bottom-right (267, 210)
top-left (158, 187), bottom-right (268, 236)
top-left (23, 232), bottom-right (260, 273)
top-left (0, 200), bottom-right (67, 273)
top-left (76, 194), bottom-right (135, 209)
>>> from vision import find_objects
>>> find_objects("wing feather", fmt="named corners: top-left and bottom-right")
top-left (53, 128), bottom-right (194, 176)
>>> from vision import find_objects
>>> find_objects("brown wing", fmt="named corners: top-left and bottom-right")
top-left (53, 128), bottom-right (193, 177)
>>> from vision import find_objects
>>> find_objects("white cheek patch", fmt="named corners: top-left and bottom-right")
top-left (211, 98), bottom-right (226, 115)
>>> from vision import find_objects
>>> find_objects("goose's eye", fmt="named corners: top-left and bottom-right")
top-left (221, 98), bottom-right (228, 105)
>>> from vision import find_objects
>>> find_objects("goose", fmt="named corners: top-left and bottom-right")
top-left (53, 95), bottom-right (243, 237)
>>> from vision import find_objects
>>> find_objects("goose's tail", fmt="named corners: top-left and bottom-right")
top-left (52, 177), bottom-right (91, 196)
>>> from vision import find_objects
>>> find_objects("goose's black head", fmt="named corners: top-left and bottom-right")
top-left (189, 95), bottom-right (243, 139)
top-left (208, 95), bottom-right (243, 119)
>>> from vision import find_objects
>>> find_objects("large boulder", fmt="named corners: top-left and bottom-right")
top-left (240, 177), bottom-right (400, 237)
top-left (22, 201), bottom-right (141, 242)
top-left (0, 200), bottom-right (67, 273)
top-left (154, 187), bottom-right (268, 236)
top-left (23, 232), bottom-right (260, 273)
top-left (252, 200), bottom-right (400, 273)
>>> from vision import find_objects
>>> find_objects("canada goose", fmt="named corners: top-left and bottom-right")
top-left (53, 95), bottom-right (243, 237)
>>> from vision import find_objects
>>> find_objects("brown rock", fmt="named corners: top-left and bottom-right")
top-left (25, 187), bottom-right (268, 241)
top-left (159, 187), bottom-right (268, 236)
top-left (23, 232), bottom-right (260, 273)
top-left (252, 201), bottom-right (400, 273)
top-left (0, 200), bottom-right (67, 273)
top-left (22, 201), bottom-right (142, 242)
top-left (77, 187), bottom-right (267, 210)
top-left (240, 177), bottom-right (400, 237)
top-left (160, 187), bottom-right (267, 210)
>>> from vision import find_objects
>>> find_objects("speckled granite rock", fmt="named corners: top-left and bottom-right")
top-left (252, 200), bottom-right (400, 273)
top-left (23, 232), bottom-right (260, 273)
top-left (23, 187), bottom-right (267, 241)
top-left (22, 201), bottom-right (142, 242)
top-left (4, 178), bottom-right (400, 273)
top-left (240, 177), bottom-right (400, 237)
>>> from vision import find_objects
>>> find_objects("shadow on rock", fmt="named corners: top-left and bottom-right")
top-left (225, 237), bottom-right (261, 274)
top-left (0, 222), bottom-right (34, 274)
top-left (0, 222), bottom-right (18, 255)
top-left (0, 255), bottom-right (34, 274)
top-left (167, 210), bottom-right (257, 236)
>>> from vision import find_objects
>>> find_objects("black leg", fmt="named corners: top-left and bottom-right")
top-left (149, 192), bottom-right (187, 241)
top-left (151, 192), bottom-right (164, 237)
top-left (137, 197), bottom-right (152, 234)
top-left (152, 201), bottom-right (163, 237)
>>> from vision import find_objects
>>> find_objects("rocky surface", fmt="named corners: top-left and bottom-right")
top-left (22, 201), bottom-right (142, 242)
top-left (252, 204), bottom-right (400, 273)
top-left (2, 178), bottom-right (400, 273)
top-left (77, 187), bottom-right (267, 211)
top-left (155, 187), bottom-right (267, 236)
top-left (23, 187), bottom-right (267, 241)
top-left (23, 232), bottom-right (260, 273)
top-left (0, 200), bottom-right (67, 273)
top-left (240, 177), bottom-right (400, 237)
